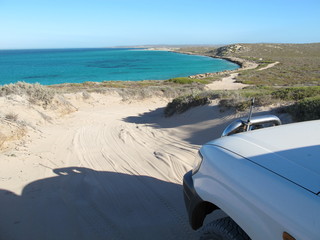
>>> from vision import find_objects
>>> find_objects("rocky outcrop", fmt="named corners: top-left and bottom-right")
top-left (207, 44), bottom-right (246, 57)
top-left (222, 57), bottom-right (258, 70)
top-left (189, 70), bottom-right (235, 79)
top-left (189, 56), bottom-right (258, 79)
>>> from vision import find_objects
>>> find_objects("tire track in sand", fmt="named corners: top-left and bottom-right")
top-left (55, 106), bottom-right (199, 239)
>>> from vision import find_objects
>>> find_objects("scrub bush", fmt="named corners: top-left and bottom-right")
top-left (166, 77), bottom-right (210, 84)
top-left (272, 86), bottom-right (320, 101)
top-left (164, 93), bottom-right (211, 117)
top-left (286, 96), bottom-right (320, 121)
top-left (0, 82), bottom-right (55, 106)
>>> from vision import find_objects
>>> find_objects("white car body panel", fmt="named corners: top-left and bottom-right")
top-left (192, 120), bottom-right (320, 240)
top-left (208, 120), bottom-right (320, 194)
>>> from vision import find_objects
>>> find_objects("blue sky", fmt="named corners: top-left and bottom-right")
top-left (1, 0), bottom-right (319, 49)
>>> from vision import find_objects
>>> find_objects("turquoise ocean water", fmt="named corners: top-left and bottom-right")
top-left (0, 48), bottom-right (239, 85)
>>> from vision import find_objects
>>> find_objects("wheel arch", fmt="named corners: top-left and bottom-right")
top-left (191, 201), bottom-right (218, 230)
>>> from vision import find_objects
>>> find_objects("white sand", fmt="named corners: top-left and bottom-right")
top-left (205, 72), bottom-right (248, 90)
top-left (0, 90), bottom-right (286, 239)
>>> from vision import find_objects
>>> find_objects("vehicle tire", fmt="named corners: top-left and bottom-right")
top-left (200, 217), bottom-right (251, 240)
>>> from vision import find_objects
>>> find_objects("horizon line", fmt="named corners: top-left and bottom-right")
top-left (1, 42), bottom-right (320, 51)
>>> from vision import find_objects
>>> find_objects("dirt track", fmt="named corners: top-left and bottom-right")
top-left (0, 96), bottom-right (201, 240)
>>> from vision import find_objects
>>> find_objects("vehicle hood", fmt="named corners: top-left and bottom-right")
top-left (207, 120), bottom-right (320, 195)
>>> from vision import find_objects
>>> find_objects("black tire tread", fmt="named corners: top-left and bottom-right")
top-left (200, 217), bottom-right (251, 240)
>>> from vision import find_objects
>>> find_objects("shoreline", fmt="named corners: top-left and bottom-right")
top-left (141, 47), bottom-right (251, 81)
top-left (189, 56), bottom-right (258, 79)
top-left (145, 47), bottom-right (258, 79)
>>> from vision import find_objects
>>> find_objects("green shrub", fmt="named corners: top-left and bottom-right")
top-left (286, 96), bottom-right (320, 121)
top-left (166, 77), bottom-right (210, 84)
top-left (272, 86), bottom-right (320, 101)
top-left (219, 98), bottom-right (251, 112)
top-left (166, 77), bottom-right (192, 84)
top-left (164, 93), bottom-right (211, 117)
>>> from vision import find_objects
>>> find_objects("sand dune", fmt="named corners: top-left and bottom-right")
top-left (0, 92), bottom-right (287, 239)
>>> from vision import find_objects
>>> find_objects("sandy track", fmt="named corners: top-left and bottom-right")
top-left (205, 60), bottom-right (280, 91)
top-left (258, 61), bottom-right (280, 71)
top-left (205, 72), bottom-right (248, 90)
top-left (0, 96), bottom-right (201, 240)
top-left (0, 92), bottom-right (287, 240)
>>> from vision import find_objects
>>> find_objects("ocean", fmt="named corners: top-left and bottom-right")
top-left (0, 48), bottom-right (239, 85)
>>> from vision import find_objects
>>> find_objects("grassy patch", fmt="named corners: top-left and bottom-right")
top-left (166, 77), bottom-right (210, 84)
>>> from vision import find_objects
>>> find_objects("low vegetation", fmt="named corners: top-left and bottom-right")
top-left (164, 85), bottom-right (320, 121)
top-left (179, 43), bottom-right (320, 86)
top-left (233, 44), bottom-right (320, 86)
top-left (47, 78), bottom-right (210, 101)
top-left (0, 82), bottom-right (73, 150)
top-left (271, 86), bottom-right (320, 101)
top-left (285, 96), bottom-right (320, 122)
top-left (0, 115), bottom-right (27, 151)
top-left (0, 82), bottom-right (55, 107)
top-left (165, 77), bottom-right (210, 84)
top-left (168, 43), bottom-right (320, 121)
top-left (164, 92), bottom-right (215, 117)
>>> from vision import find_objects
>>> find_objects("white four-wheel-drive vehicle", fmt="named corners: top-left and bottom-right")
top-left (183, 113), bottom-right (320, 240)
